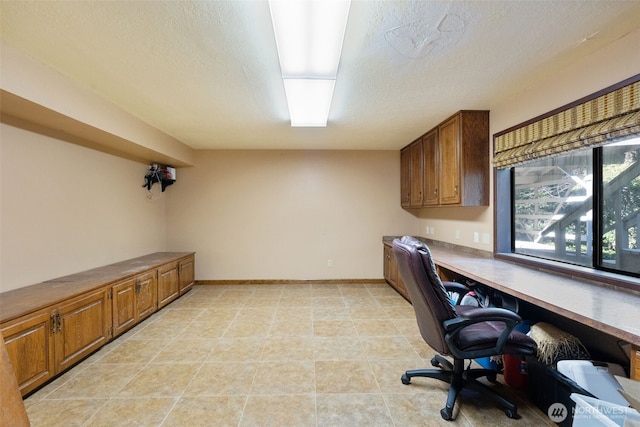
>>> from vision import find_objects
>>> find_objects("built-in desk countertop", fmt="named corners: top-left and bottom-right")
top-left (0, 252), bottom-right (195, 324)
top-left (383, 237), bottom-right (640, 347)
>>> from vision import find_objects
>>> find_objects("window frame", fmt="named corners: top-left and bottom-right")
top-left (494, 75), bottom-right (640, 291)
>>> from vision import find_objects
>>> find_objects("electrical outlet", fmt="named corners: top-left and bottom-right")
top-left (425, 226), bottom-right (429, 235)
top-left (473, 232), bottom-right (479, 243)
top-left (482, 233), bottom-right (490, 245)
top-left (327, 259), bottom-right (333, 267)
top-left (455, 229), bottom-right (460, 239)
top-left (430, 227), bottom-right (435, 235)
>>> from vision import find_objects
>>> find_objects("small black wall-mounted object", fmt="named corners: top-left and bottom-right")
top-left (143, 164), bottom-right (176, 192)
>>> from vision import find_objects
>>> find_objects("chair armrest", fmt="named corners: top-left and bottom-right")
top-left (442, 307), bottom-right (523, 360)
top-left (443, 281), bottom-right (469, 305)
top-left (448, 307), bottom-right (522, 324)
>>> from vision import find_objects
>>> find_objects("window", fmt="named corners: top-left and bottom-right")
top-left (600, 138), bottom-right (640, 274)
top-left (512, 136), bottom-right (640, 276)
top-left (494, 75), bottom-right (640, 286)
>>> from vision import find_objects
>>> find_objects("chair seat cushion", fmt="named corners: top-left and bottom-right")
top-left (453, 308), bottom-right (537, 356)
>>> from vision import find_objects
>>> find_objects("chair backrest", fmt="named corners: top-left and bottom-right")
top-left (392, 236), bottom-right (457, 354)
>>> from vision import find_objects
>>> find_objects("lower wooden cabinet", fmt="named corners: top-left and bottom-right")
top-left (158, 254), bottom-right (194, 307)
top-left (136, 271), bottom-right (158, 320)
top-left (1, 310), bottom-right (54, 396)
top-left (1, 288), bottom-right (111, 395)
top-left (158, 262), bottom-right (180, 309)
top-left (0, 252), bottom-right (195, 397)
top-left (383, 244), bottom-right (409, 301)
top-left (112, 270), bottom-right (157, 337)
top-left (54, 288), bottom-right (112, 373)
top-left (179, 256), bottom-right (195, 295)
top-left (632, 346), bottom-right (640, 380)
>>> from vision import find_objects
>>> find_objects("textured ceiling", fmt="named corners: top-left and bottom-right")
top-left (1, 1), bottom-right (640, 150)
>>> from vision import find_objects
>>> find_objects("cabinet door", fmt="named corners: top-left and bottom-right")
top-left (158, 263), bottom-right (179, 309)
top-left (396, 270), bottom-right (409, 301)
top-left (178, 256), bottom-right (195, 295)
top-left (400, 147), bottom-right (411, 207)
top-left (438, 114), bottom-right (461, 205)
top-left (136, 271), bottom-right (158, 321)
top-left (54, 288), bottom-right (111, 373)
top-left (383, 245), bottom-right (392, 283)
top-left (422, 129), bottom-right (439, 206)
top-left (389, 249), bottom-right (399, 287)
top-left (112, 279), bottom-right (137, 337)
top-left (409, 140), bottom-right (424, 206)
top-left (1, 310), bottom-right (54, 395)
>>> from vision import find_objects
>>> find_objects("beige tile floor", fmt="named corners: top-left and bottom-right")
top-left (24, 283), bottom-right (555, 426)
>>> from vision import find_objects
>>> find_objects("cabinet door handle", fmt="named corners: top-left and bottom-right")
top-left (51, 314), bottom-right (57, 334)
top-left (56, 312), bottom-right (62, 332)
top-left (135, 280), bottom-right (141, 294)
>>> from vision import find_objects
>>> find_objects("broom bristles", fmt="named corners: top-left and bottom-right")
top-left (530, 322), bottom-right (590, 366)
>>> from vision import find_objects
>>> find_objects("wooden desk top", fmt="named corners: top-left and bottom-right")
top-left (384, 238), bottom-right (640, 346)
top-left (0, 252), bottom-right (195, 324)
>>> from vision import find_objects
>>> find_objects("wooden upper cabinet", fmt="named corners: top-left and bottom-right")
top-left (401, 110), bottom-right (489, 208)
top-left (400, 147), bottom-right (411, 207)
top-left (400, 138), bottom-right (425, 208)
top-left (409, 140), bottom-right (424, 206)
top-left (422, 129), bottom-right (439, 206)
top-left (438, 114), bottom-right (462, 205)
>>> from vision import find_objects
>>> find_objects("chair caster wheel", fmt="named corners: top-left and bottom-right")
top-left (431, 357), bottom-right (440, 367)
top-left (440, 407), bottom-right (453, 420)
top-left (505, 409), bottom-right (518, 419)
top-left (401, 373), bottom-right (411, 385)
top-left (486, 371), bottom-right (497, 383)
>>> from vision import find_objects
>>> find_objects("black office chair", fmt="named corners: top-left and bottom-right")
top-left (392, 236), bottom-right (537, 420)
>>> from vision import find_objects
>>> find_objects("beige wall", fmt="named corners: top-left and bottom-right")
top-left (414, 27), bottom-right (640, 250)
top-left (165, 150), bottom-right (417, 280)
top-left (0, 43), bottom-right (194, 167)
top-left (0, 124), bottom-right (167, 292)
top-left (1, 28), bottom-right (637, 290)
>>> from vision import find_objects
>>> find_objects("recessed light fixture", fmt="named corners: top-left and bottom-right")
top-left (268, 0), bottom-right (351, 127)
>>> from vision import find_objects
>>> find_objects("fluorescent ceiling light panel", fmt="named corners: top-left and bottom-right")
top-left (283, 79), bottom-right (335, 127)
top-left (269, 0), bottom-right (350, 79)
top-left (269, 0), bottom-right (351, 127)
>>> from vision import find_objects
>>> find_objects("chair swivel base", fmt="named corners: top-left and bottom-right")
top-left (401, 356), bottom-right (518, 421)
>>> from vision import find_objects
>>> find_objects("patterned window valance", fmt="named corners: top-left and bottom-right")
top-left (493, 77), bottom-right (640, 169)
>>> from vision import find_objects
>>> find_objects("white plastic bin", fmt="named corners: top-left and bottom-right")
top-left (570, 393), bottom-right (640, 427)
top-left (559, 361), bottom-right (628, 406)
